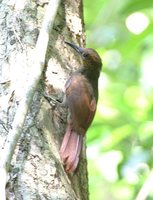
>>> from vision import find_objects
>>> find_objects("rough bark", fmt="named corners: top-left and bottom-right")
top-left (0, 0), bottom-right (88, 199)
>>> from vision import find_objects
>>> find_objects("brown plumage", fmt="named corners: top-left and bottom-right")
top-left (60, 42), bottom-right (102, 173)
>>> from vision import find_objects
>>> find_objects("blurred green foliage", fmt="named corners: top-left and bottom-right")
top-left (84, 0), bottom-right (153, 199)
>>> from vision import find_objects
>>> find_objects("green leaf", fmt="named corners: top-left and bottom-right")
top-left (121, 0), bottom-right (153, 15)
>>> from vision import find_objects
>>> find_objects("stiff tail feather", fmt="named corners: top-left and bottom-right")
top-left (60, 124), bottom-right (83, 173)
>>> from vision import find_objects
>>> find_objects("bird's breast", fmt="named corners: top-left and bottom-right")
top-left (65, 73), bottom-right (97, 133)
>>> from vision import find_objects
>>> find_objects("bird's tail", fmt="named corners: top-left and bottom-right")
top-left (60, 123), bottom-right (83, 173)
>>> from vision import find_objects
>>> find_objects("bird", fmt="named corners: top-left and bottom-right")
top-left (60, 41), bottom-right (102, 173)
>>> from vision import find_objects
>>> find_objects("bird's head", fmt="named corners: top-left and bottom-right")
top-left (65, 41), bottom-right (102, 72)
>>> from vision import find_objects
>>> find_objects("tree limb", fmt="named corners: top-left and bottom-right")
top-left (135, 169), bottom-right (153, 200)
top-left (0, 0), bottom-right (61, 199)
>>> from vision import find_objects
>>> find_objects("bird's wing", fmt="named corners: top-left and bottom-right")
top-left (65, 74), bottom-right (97, 134)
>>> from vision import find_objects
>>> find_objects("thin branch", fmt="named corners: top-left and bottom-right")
top-left (135, 169), bottom-right (153, 200)
top-left (0, 0), bottom-right (61, 199)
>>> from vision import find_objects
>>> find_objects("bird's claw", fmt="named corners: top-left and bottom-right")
top-left (43, 93), bottom-right (59, 107)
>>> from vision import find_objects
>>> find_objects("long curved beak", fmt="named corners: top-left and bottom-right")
top-left (65, 41), bottom-right (84, 54)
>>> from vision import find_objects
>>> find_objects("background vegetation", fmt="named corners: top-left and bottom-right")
top-left (84, 0), bottom-right (153, 199)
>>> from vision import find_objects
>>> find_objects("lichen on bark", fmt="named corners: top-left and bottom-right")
top-left (0, 0), bottom-right (88, 199)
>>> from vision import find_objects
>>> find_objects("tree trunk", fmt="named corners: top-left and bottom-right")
top-left (0, 0), bottom-right (88, 199)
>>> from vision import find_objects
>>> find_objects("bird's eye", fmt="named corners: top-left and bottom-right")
top-left (82, 52), bottom-right (88, 58)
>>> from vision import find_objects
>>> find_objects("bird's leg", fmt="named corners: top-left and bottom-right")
top-left (43, 92), bottom-right (68, 125)
top-left (43, 92), bottom-right (67, 107)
